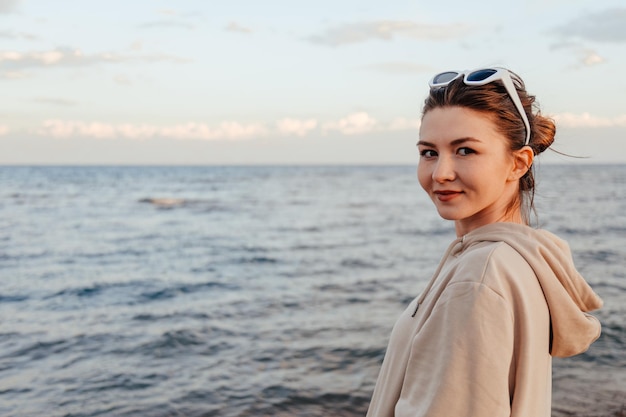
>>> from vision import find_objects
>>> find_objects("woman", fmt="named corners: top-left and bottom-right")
top-left (366, 68), bottom-right (603, 417)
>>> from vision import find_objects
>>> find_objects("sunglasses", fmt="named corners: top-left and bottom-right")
top-left (429, 68), bottom-right (531, 146)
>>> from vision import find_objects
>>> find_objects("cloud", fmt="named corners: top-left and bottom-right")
top-left (36, 120), bottom-right (115, 140)
top-left (276, 118), bottom-right (317, 137)
top-left (0, 125), bottom-right (9, 135)
top-left (547, 40), bottom-right (606, 68)
top-left (225, 22), bottom-right (253, 34)
top-left (553, 8), bottom-right (626, 42)
top-left (367, 61), bottom-right (432, 75)
top-left (36, 120), bottom-right (269, 141)
top-left (156, 9), bottom-right (203, 19)
top-left (138, 20), bottom-right (194, 30)
top-left (0, 0), bottom-right (19, 13)
top-left (159, 122), bottom-right (268, 141)
top-left (549, 40), bottom-right (581, 51)
top-left (581, 50), bottom-right (605, 66)
top-left (309, 20), bottom-right (471, 46)
top-left (158, 9), bottom-right (177, 16)
top-left (28, 113), bottom-right (423, 141)
top-left (32, 97), bottom-right (76, 106)
top-left (554, 112), bottom-right (626, 128)
top-left (0, 30), bottom-right (39, 41)
top-left (323, 112), bottom-right (378, 135)
top-left (0, 47), bottom-right (189, 71)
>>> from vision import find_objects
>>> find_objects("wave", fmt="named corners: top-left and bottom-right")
top-left (46, 281), bottom-right (143, 300)
top-left (0, 293), bottom-right (29, 303)
top-left (131, 312), bottom-right (211, 322)
top-left (139, 281), bottom-right (240, 302)
top-left (557, 225), bottom-right (626, 237)
top-left (137, 329), bottom-right (234, 359)
top-left (138, 197), bottom-right (228, 212)
top-left (233, 256), bottom-right (279, 265)
top-left (139, 329), bottom-right (204, 350)
top-left (577, 249), bottom-right (622, 263)
top-left (3, 339), bottom-right (69, 362)
top-left (138, 197), bottom-right (187, 208)
top-left (44, 280), bottom-right (238, 306)
top-left (339, 258), bottom-right (380, 269)
top-left (232, 387), bottom-right (371, 417)
top-left (71, 372), bottom-right (168, 395)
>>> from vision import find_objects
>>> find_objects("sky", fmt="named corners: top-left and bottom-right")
top-left (0, 0), bottom-right (625, 165)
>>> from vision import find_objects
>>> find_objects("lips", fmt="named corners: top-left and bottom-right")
top-left (434, 190), bottom-right (463, 202)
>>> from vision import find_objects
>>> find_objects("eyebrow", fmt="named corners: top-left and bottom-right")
top-left (416, 137), bottom-right (481, 147)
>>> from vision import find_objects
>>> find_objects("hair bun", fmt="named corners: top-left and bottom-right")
top-left (530, 113), bottom-right (556, 155)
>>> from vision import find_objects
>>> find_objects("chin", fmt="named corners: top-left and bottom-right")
top-left (435, 209), bottom-right (463, 221)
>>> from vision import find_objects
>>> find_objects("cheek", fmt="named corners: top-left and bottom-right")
top-left (417, 162), bottom-right (430, 191)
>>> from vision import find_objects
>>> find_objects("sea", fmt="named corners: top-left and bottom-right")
top-left (0, 164), bottom-right (624, 417)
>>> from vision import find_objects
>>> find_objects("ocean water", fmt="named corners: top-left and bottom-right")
top-left (0, 164), bottom-right (624, 417)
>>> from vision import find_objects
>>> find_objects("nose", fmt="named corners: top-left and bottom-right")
top-left (432, 155), bottom-right (456, 183)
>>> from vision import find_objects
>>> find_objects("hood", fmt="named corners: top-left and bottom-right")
top-left (460, 222), bottom-right (603, 358)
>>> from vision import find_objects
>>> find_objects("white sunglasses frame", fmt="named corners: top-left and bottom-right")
top-left (429, 68), bottom-right (531, 146)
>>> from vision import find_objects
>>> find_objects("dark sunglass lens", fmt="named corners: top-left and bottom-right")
top-left (433, 72), bottom-right (459, 84)
top-left (466, 69), bottom-right (497, 82)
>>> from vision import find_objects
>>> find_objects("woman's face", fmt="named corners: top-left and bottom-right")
top-left (417, 106), bottom-right (523, 236)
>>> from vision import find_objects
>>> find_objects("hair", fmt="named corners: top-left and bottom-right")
top-left (421, 69), bottom-right (556, 224)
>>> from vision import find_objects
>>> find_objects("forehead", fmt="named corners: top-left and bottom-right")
top-left (419, 106), bottom-right (503, 145)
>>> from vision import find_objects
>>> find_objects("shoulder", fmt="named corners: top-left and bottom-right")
top-left (449, 241), bottom-right (537, 300)
top-left (454, 241), bottom-right (534, 281)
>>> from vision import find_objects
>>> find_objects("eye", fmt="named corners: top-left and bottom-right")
top-left (420, 149), bottom-right (437, 158)
top-left (457, 147), bottom-right (476, 156)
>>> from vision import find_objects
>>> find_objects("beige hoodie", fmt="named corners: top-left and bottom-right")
top-left (366, 222), bottom-right (602, 417)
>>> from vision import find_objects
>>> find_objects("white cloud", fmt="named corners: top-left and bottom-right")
top-left (0, 125), bottom-right (9, 135)
top-left (582, 50), bottom-right (605, 66)
top-left (28, 113), bottom-right (426, 141)
top-left (38, 120), bottom-right (116, 139)
top-left (160, 122), bottom-right (268, 141)
top-left (0, 30), bottom-right (38, 40)
top-left (0, 47), bottom-right (189, 71)
top-left (323, 112), bottom-right (378, 135)
top-left (114, 124), bottom-right (159, 140)
top-left (276, 118), bottom-right (317, 137)
top-left (225, 22), bottom-right (253, 34)
top-left (310, 20), bottom-right (472, 46)
top-left (554, 112), bottom-right (626, 128)
top-left (36, 120), bottom-right (269, 141)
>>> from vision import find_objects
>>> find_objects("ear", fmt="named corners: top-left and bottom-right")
top-left (508, 146), bottom-right (534, 181)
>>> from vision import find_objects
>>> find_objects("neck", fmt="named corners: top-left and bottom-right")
top-left (455, 206), bottom-right (525, 237)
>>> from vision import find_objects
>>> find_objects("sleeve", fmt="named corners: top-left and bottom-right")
top-left (394, 281), bottom-right (514, 417)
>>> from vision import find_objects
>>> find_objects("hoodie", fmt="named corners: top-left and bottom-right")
top-left (366, 222), bottom-right (602, 417)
